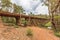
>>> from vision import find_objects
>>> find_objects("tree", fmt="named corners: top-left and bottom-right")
top-left (0, 0), bottom-right (12, 23)
top-left (48, 0), bottom-right (60, 31)
top-left (13, 4), bottom-right (24, 14)
top-left (1, 0), bottom-right (12, 12)
top-left (28, 12), bottom-right (34, 16)
top-left (13, 4), bottom-right (24, 25)
top-left (42, 0), bottom-right (60, 31)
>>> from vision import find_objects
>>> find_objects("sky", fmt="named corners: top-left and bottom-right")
top-left (11, 0), bottom-right (49, 15)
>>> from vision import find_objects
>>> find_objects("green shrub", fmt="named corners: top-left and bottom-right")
top-left (26, 28), bottom-right (33, 36)
top-left (7, 23), bottom-right (15, 26)
top-left (1, 17), bottom-right (16, 24)
top-left (23, 20), bottom-right (27, 26)
top-left (55, 32), bottom-right (60, 37)
top-left (45, 22), bottom-right (52, 27)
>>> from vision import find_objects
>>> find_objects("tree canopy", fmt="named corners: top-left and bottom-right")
top-left (0, 0), bottom-right (24, 13)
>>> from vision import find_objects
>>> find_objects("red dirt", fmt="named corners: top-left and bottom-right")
top-left (0, 18), bottom-right (60, 40)
top-left (0, 25), bottom-right (60, 40)
top-left (30, 27), bottom-right (60, 40)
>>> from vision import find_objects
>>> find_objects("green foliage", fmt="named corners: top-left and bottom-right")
top-left (1, 17), bottom-right (16, 25)
top-left (45, 22), bottom-right (52, 27)
top-left (49, 0), bottom-right (58, 10)
top-left (1, 0), bottom-right (12, 7)
top-left (54, 16), bottom-right (60, 31)
top-left (28, 12), bottom-right (34, 16)
top-left (1, 0), bottom-right (24, 13)
top-left (14, 25), bottom-right (19, 28)
top-left (13, 4), bottom-right (24, 13)
top-left (1, 0), bottom-right (12, 11)
top-left (54, 16), bottom-right (60, 19)
top-left (23, 20), bottom-right (27, 26)
top-left (55, 32), bottom-right (60, 37)
top-left (26, 28), bottom-right (33, 36)
top-left (1, 17), bottom-right (19, 28)
top-left (35, 14), bottom-right (49, 19)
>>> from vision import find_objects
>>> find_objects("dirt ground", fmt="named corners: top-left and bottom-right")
top-left (0, 22), bottom-right (60, 40)
top-left (0, 18), bottom-right (60, 40)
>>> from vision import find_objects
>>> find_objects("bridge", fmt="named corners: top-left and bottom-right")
top-left (0, 11), bottom-right (49, 26)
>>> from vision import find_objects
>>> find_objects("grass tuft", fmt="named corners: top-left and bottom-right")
top-left (26, 28), bottom-right (33, 36)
